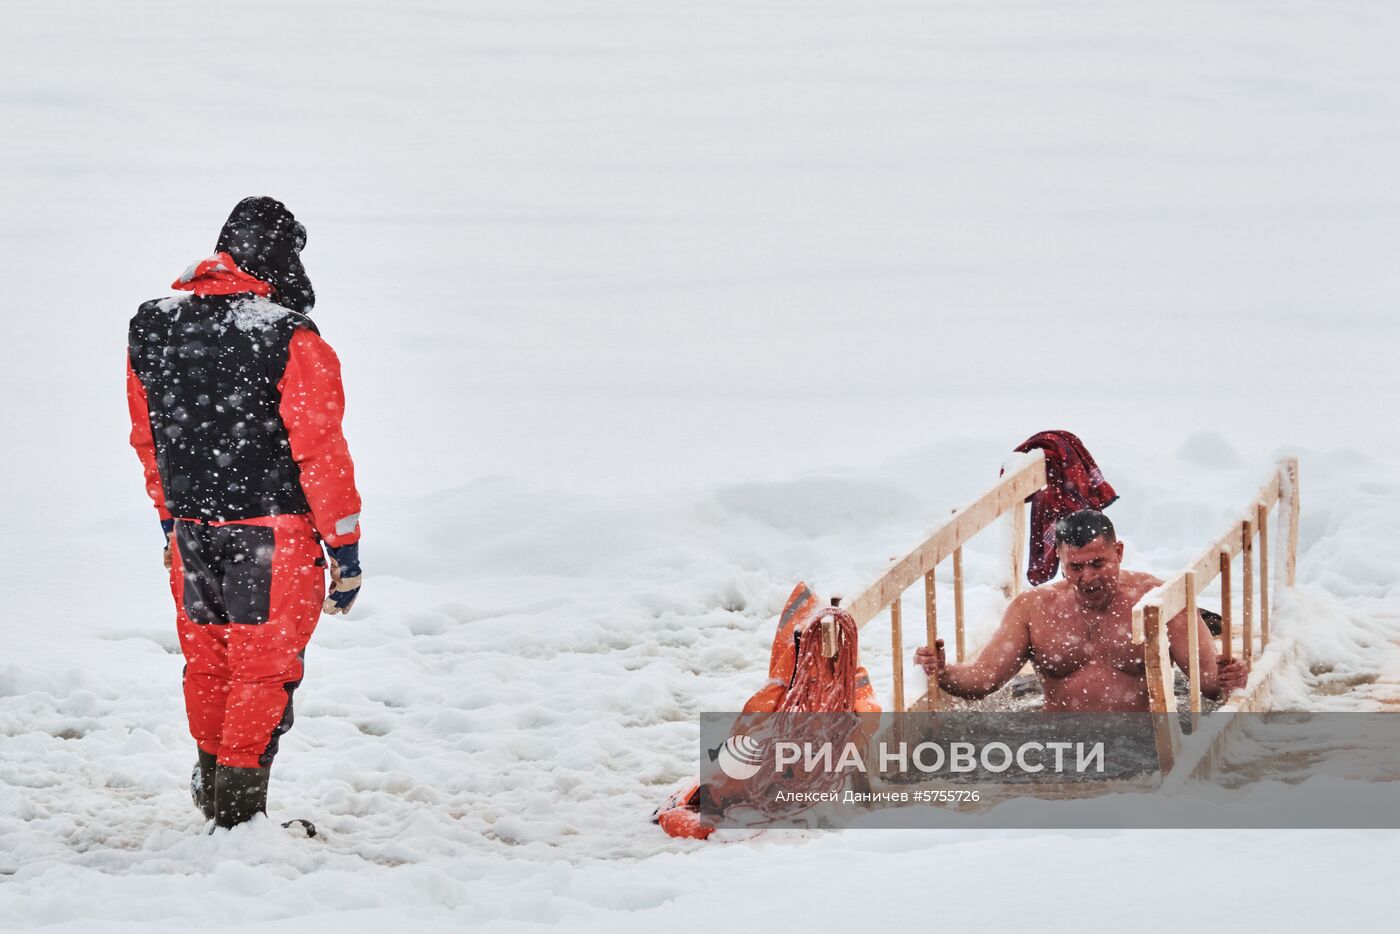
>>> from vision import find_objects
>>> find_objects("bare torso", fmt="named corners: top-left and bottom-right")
top-left (920, 542), bottom-right (1241, 711)
top-left (1020, 571), bottom-right (1161, 711)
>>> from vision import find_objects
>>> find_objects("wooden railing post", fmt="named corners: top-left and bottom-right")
top-left (923, 571), bottom-right (939, 708)
top-left (1007, 502), bottom-right (1026, 599)
top-left (1257, 502), bottom-right (1270, 651)
top-left (820, 613), bottom-right (839, 659)
top-left (1185, 571), bottom-right (1200, 726)
top-left (1285, 458), bottom-right (1300, 587)
top-left (1242, 519), bottom-right (1255, 667)
top-left (1142, 605), bottom-right (1177, 773)
top-left (890, 595), bottom-right (906, 713)
top-left (952, 547), bottom-right (966, 662)
top-left (1219, 550), bottom-right (1233, 662)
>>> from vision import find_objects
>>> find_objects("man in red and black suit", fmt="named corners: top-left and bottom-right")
top-left (126, 197), bottom-right (362, 829)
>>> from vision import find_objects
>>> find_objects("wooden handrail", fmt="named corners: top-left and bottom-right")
top-left (848, 450), bottom-right (1046, 628)
top-left (849, 449), bottom-right (1298, 732)
top-left (844, 449), bottom-right (1047, 714)
top-left (1129, 457), bottom-right (1300, 739)
top-left (1131, 460), bottom-right (1292, 645)
top-left (854, 452), bottom-right (1300, 782)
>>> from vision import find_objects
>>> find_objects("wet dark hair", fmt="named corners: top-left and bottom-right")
top-left (1055, 509), bottom-right (1117, 548)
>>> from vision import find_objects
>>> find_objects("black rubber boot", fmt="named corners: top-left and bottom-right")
top-left (191, 749), bottom-right (218, 821)
top-left (213, 764), bottom-right (271, 829)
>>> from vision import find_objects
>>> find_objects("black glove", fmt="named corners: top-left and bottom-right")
top-left (323, 543), bottom-right (362, 615)
top-left (162, 518), bottom-right (176, 569)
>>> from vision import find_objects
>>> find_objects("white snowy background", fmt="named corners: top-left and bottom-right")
top-left (2, 0), bottom-right (1399, 930)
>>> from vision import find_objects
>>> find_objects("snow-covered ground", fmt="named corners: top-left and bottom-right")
top-left (3, 1), bottom-right (1399, 930)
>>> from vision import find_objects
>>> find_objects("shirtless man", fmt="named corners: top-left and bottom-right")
top-left (914, 510), bottom-right (1247, 712)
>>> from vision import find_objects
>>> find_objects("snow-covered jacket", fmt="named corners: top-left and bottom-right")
top-left (126, 199), bottom-right (360, 548)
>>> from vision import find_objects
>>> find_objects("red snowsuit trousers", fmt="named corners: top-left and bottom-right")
top-left (168, 514), bottom-right (325, 769)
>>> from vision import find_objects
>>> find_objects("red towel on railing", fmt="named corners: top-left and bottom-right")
top-left (1013, 430), bottom-right (1118, 585)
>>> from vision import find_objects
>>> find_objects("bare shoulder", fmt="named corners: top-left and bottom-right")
top-left (1009, 582), bottom-right (1063, 619)
top-left (1120, 570), bottom-right (1163, 600)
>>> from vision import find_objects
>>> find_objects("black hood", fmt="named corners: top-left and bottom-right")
top-left (215, 196), bottom-right (315, 313)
